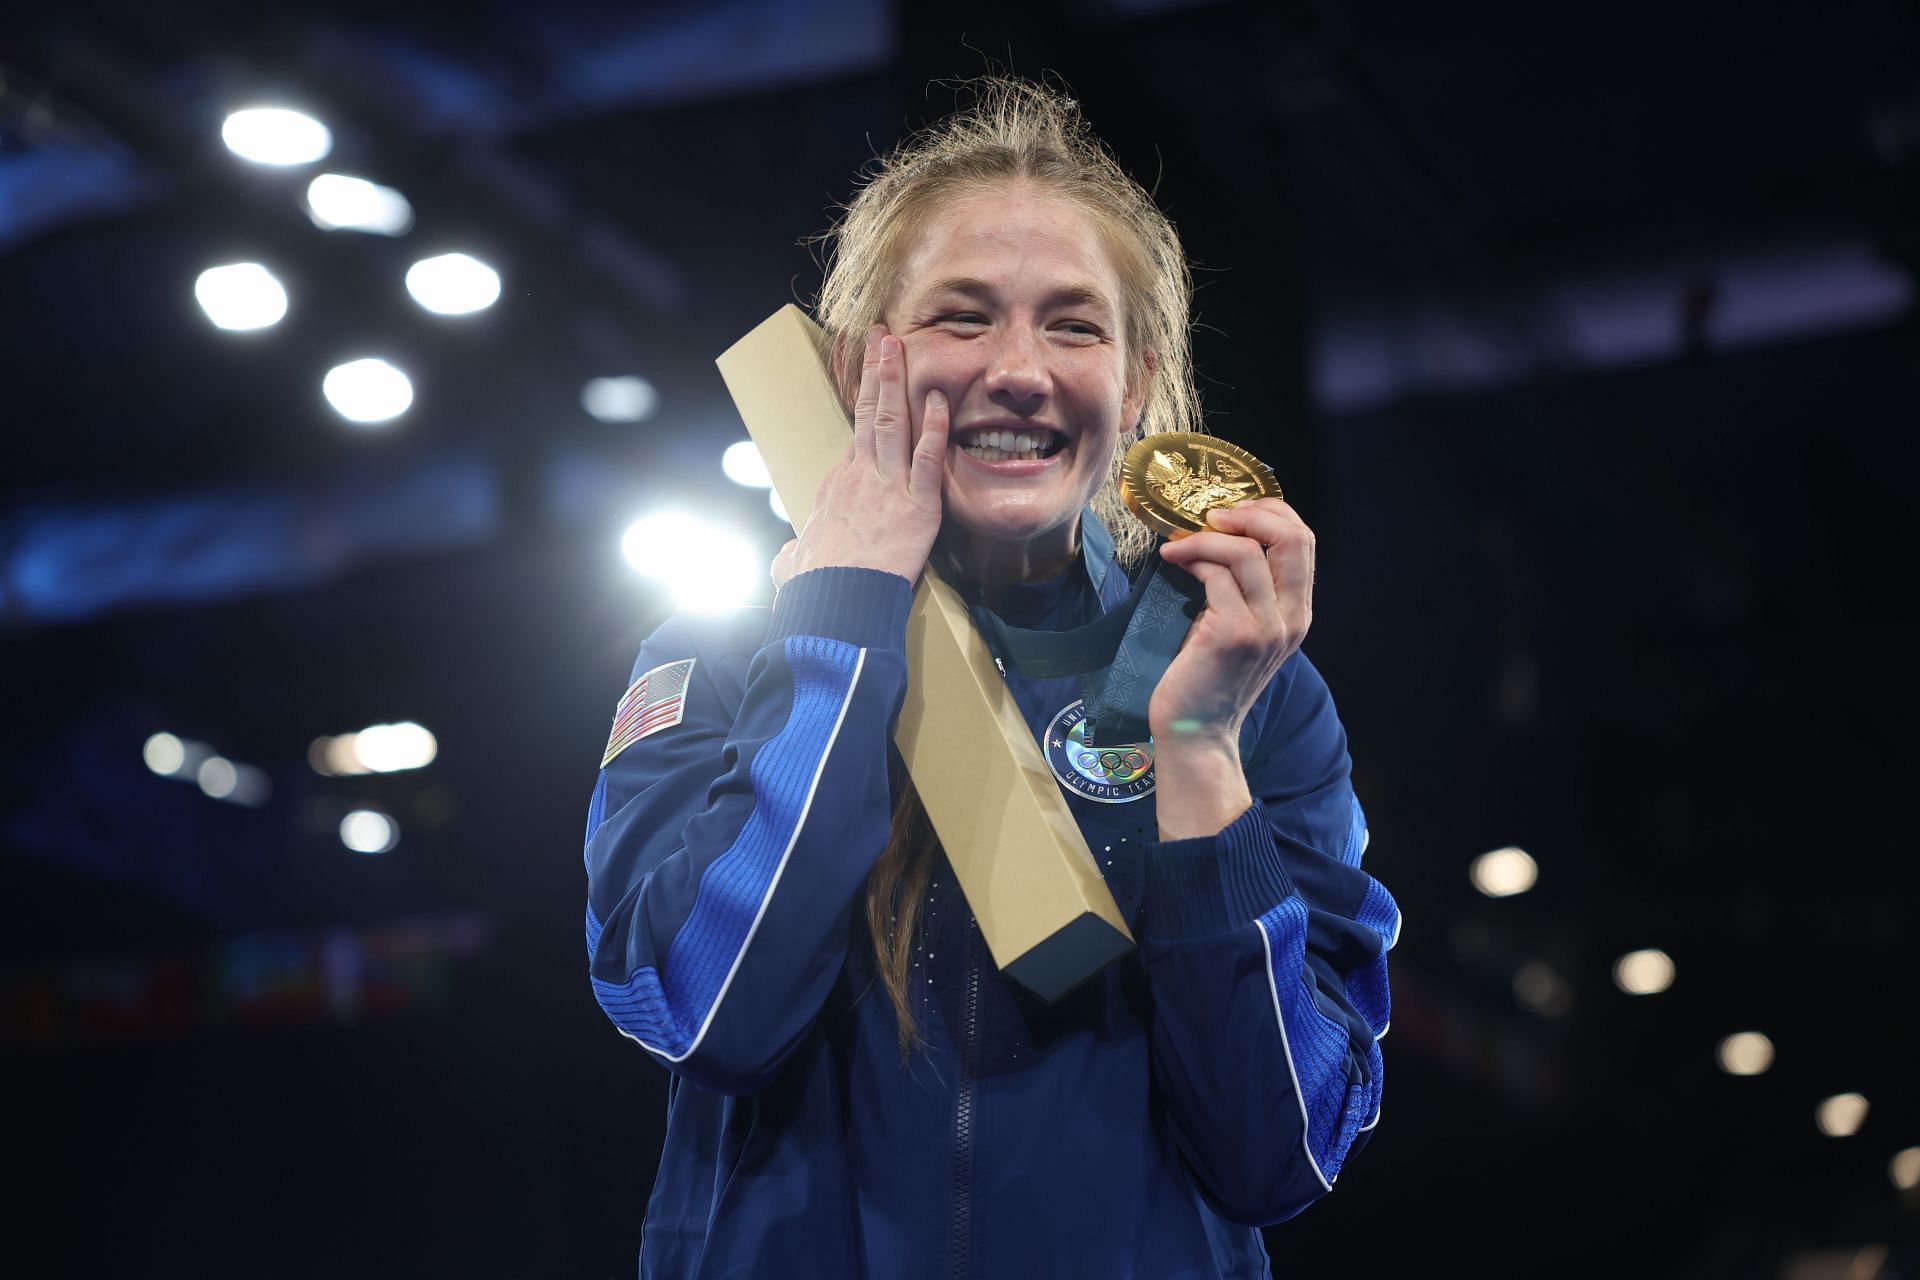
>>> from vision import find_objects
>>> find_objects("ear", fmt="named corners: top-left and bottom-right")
top-left (1123, 347), bottom-right (1159, 431)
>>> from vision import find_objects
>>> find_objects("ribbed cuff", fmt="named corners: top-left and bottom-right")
top-left (1142, 803), bottom-right (1296, 940)
top-left (768, 566), bottom-right (913, 652)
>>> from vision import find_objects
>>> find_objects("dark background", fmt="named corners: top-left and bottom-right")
top-left (3, 1), bottom-right (1917, 1276)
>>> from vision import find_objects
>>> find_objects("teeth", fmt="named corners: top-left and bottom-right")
top-left (958, 427), bottom-right (1055, 459)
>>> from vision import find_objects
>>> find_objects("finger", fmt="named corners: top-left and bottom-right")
top-left (870, 334), bottom-right (912, 482)
top-left (1161, 543), bottom-right (1258, 637)
top-left (908, 388), bottom-right (950, 501)
top-left (1163, 527), bottom-right (1276, 622)
top-left (850, 324), bottom-right (884, 465)
top-left (1206, 499), bottom-right (1297, 547)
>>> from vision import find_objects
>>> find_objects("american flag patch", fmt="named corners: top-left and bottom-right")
top-left (601, 658), bottom-right (696, 767)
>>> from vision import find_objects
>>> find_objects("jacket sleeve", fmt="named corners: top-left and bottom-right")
top-left (581, 567), bottom-right (912, 1095)
top-left (1138, 649), bottom-right (1399, 1226)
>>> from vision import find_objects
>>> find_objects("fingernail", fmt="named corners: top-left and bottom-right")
top-left (928, 389), bottom-right (946, 410)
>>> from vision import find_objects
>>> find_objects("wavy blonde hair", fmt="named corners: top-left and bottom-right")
top-left (812, 76), bottom-right (1202, 1055)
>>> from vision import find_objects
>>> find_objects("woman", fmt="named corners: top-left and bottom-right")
top-left (582, 78), bottom-right (1397, 1279)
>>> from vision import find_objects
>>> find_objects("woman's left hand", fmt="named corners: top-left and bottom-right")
top-left (1148, 498), bottom-right (1316, 749)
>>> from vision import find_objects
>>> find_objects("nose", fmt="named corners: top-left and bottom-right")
top-left (983, 323), bottom-right (1051, 412)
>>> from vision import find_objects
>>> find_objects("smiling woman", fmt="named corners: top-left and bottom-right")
top-left (578, 76), bottom-right (1397, 1280)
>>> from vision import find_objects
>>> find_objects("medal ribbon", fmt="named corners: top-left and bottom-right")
top-left (963, 546), bottom-right (1205, 747)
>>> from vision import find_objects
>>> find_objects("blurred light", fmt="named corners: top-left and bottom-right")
top-left (143, 732), bottom-right (186, 776)
top-left (769, 488), bottom-right (790, 523)
top-left (195, 263), bottom-right (288, 331)
top-left (353, 722), bottom-right (437, 773)
top-left (1512, 960), bottom-right (1571, 1018)
top-left (221, 107), bottom-right (332, 165)
top-left (722, 441), bottom-right (773, 488)
top-left (306, 174), bottom-right (413, 235)
top-left (581, 376), bottom-right (658, 423)
top-left (622, 512), bottom-right (761, 611)
top-left (405, 252), bottom-right (501, 316)
top-left (197, 756), bottom-right (238, 799)
top-left (325, 735), bottom-right (364, 776)
top-left (1613, 947), bottom-right (1675, 995)
top-left (1816, 1092), bottom-right (1869, 1137)
top-left (323, 358), bottom-right (412, 423)
top-left (1892, 1146), bottom-right (1920, 1191)
top-left (224, 763), bottom-right (273, 807)
top-left (1716, 1031), bottom-right (1775, 1076)
top-left (1470, 845), bottom-right (1537, 897)
top-left (340, 810), bottom-right (399, 855)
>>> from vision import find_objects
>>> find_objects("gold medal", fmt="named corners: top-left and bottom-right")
top-left (1119, 433), bottom-right (1282, 539)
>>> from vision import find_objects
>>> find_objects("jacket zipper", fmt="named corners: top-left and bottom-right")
top-left (952, 919), bottom-right (980, 1280)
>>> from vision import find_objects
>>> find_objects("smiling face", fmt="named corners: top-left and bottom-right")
top-left (885, 182), bottom-right (1147, 583)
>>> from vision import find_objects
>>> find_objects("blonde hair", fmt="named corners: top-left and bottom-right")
top-left (813, 76), bottom-right (1201, 1056)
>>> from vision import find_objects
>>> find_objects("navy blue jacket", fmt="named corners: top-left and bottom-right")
top-left (582, 513), bottom-right (1399, 1279)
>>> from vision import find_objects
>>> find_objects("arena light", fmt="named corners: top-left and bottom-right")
top-left (1891, 1146), bottom-right (1920, 1191)
top-left (195, 263), bottom-right (288, 331)
top-left (221, 107), bottom-right (332, 165)
top-left (309, 723), bottom-right (437, 775)
top-left (306, 174), bottom-right (413, 235)
top-left (1716, 1031), bottom-right (1774, 1076)
top-left (197, 756), bottom-right (238, 799)
top-left (353, 722), bottom-right (438, 773)
top-left (1612, 947), bottom-right (1675, 995)
top-left (721, 441), bottom-right (773, 488)
top-left (323, 358), bottom-right (413, 424)
top-left (340, 809), bottom-right (399, 855)
top-left (622, 512), bottom-right (762, 611)
top-left (769, 487), bottom-right (790, 523)
top-left (1816, 1092), bottom-right (1869, 1138)
top-left (405, 252), bottom-right (501, 315)
top-left (581, 376), bottom-right (658, 423)
top-left (1470, 846), bottom-right (1537, 898)
top-left (143, 732), bottom-right (187, 776)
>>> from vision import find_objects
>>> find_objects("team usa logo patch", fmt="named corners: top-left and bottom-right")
top-left (1043, 699), bottom-right (1155, 804)
top-left (602, 658), bottom-right (696, 767)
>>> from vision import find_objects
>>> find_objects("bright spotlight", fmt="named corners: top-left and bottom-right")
top-left (769, 488), bottom-right (790, 523)
top-left (340, 809), bottom-right (399, 855)
top-left (195, 263), bottom-right (288, 331)
top-left (306, 174), bottom-right (413, 235)
top-left (1470, 846), bottom-right (1537, 898)
top-left (1815, 1092), bottom-right (1869, 1138)
top-left (1716, 1031), bottom-right (1774, 1076)
top-left (143, 732), bottom-right (186, 776)
top-left (722, 441), bottom-right (773, 488)
top-left (352, 721), bottom-right (438, 773)
top-left (405, 252), bottom-right (501, 315)
top-left (622, 512), bottom-right (762, 611)
top-left (1612, 947), bottom-right (1675, 995)
top-left (1891, 1146), bottom-right (1920, 1191)
top-left (323, 358), bottom-right (413, 424)
top-left (221, 107), bottom-right (332, 165)
top-left (581, 376), bottom-right (658, 423)
top-left (197, 756), bottom-right (238, 799)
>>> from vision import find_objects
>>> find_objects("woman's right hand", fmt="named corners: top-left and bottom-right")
top-left (778, 324), bottom-right (948, 588)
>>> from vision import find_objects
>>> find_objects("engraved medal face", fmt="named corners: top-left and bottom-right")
top-left (1118, 433), bottom-right (1282, 539)
top-left (1044, 699), bottom-right (1155, 804)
